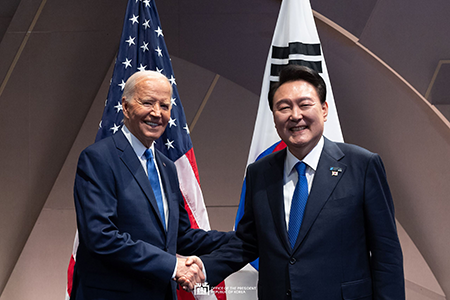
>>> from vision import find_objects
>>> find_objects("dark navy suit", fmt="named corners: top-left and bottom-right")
top-left (202, 138), bottom-right (404, 300)
top-left (72, 130), bottom-right (232, 300)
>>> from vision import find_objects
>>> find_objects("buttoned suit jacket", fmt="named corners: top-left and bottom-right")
top-left (201, 138), bottom-right (405, 300)
top-left (71, 130), bottom-right (232, 300)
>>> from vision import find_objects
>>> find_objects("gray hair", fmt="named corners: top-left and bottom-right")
top-left (122, 70), bottom-right (173, 102)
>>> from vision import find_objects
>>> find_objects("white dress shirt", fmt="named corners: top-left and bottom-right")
top-left (121, 126), bottom-right (169, 228)
top-left (121, 126), bottom-right (181, 278)
top-left (283, 136), bottom-right (324, 230)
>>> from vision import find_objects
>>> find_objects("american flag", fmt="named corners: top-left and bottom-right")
top-left (66, 0), bottom-right (216, 299)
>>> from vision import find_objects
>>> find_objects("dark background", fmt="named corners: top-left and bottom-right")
top-left (0, 0), bottom-right (449, 299)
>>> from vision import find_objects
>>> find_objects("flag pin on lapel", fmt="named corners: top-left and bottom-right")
top-left (330, 167), bottom-right (342, 176)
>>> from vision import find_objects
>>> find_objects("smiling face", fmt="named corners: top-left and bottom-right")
top-left (122, 75), bottom-right (172, 148)
top-left (272, 80), bottom-right (328, 160)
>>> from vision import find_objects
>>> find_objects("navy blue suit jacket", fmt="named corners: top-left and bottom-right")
top-left (202, 138), bottom-right (405, 300)
top-left (72, 130), bottom-right (233, 300)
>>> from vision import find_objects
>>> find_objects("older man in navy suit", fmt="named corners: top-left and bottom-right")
top-left (71, 71), bottom-right (232, 300)
top-left (198, 65), bottom-right (405, 299)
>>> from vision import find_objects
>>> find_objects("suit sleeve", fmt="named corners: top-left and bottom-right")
top-left (166, 156), bottom-right (235, 256)
top-left (175, 201), bottom-right (235, 256)
top-left (200, 166), bottom-right (260, 286)
top-left (74, 147), bottom-right (176, 283)
top-left (364, 154), bottom-right (405, 299)
top-left (177, 204), bottom-right (235, 256)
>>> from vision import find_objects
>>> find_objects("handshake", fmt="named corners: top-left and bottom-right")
top-left (175, 256), bottom-right (205, 292)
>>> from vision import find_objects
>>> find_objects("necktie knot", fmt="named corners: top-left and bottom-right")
top-left (295, 161), bottom-right (306, 176)
top-left (144, 148), bottom-right (153, 160)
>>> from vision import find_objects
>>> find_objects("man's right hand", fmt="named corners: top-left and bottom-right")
top-left (175, 256), bottom-right (205, 291)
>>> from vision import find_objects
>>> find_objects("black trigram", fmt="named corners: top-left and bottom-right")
top-left (270, 41), bottom-right (322, 81)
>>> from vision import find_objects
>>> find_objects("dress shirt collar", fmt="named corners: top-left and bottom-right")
top-left (285, 136), bottom-right (324, 177)
top-left (121, 125), bottom-right (155, 158)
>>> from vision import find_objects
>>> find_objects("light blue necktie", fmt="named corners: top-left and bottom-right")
top-left (144, 149), bottom-right (166, 230)
top-left (288, 162), bottom-right (308, 249)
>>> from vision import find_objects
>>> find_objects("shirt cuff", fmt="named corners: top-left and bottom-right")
top-left (171, 260), bottom-right (177, 279)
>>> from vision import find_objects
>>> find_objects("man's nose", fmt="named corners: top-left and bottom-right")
top-left (150, 104), bottom-right (161, 116)
top-left (290, 106), bottom-right (302, 121)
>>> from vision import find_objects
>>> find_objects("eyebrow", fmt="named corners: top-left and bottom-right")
top-left (276, 97), bottom-right (314, 104)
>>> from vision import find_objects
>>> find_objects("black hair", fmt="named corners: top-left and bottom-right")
top-left (268, 64), bottom-right (326, 111)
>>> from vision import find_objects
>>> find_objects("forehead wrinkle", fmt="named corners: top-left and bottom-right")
top-left (136, 83), bottom-right (170, 100)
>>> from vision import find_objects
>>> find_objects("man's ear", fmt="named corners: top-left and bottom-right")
top-left (322, 101), bottom-right (329, 122)
top-left (122, 97), bottom-right (129, 119)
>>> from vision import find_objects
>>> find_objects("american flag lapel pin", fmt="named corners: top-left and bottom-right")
top-left (330, 167), bottom-right (342, 177)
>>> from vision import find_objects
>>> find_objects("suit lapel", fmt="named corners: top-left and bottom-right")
top-left (113, 131), bottom-right (167, 233)
top-left (155, 150), bottom-right (177, 243)
top-left (265, 149), bottom-right (292, 253)
top-left (293, 138), bottom-right (346, 251)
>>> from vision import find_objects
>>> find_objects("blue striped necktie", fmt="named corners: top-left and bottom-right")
top-left (144, 149), bottom-right (166, 230)
top-left (288, 162), bottom-right (308, 249)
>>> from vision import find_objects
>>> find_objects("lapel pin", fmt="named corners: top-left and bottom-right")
top-left (330, 167), bottom-right (342, 176)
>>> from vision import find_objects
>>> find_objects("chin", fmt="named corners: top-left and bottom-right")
top-left (145, 135), bottom-right (160, 142)
top-left (288, 136), bottom-right (310, 145)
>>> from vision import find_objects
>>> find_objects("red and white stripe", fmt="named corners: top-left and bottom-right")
top-left (174, 148), bottom-right (210, 231)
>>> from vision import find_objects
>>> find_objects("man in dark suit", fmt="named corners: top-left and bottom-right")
top-left (198, 65), bottom-right (405, 299)
top-left (71, 70), bottom-right (232, 300)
